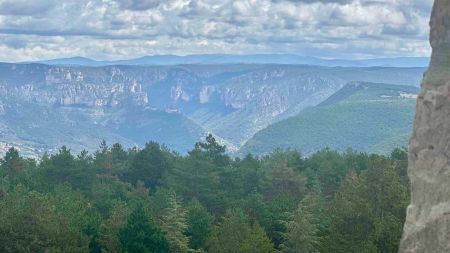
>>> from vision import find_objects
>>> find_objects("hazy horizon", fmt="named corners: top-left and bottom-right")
top-left (15, 53), bottom-right (431, 63)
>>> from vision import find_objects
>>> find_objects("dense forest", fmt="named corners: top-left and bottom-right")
top-left (0, 135), bottom-right (409, 253)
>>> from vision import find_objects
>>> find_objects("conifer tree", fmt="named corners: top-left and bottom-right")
top-left (325, 172), bottom-right (377, 253)
top-left (119, 205), bottom-right (169, 253)
top-left (240, 223), bottom-right (275, 253)
top-left (282, 194), bottom-right (320, 253)
top-left (0, 147), bottom-right (26, 179)
top-left (0, 186), bottom-right (90, 252)
top-left (207, 208), bottom-right (250, 253)
top-left (186, 198), bottom-right (213, 250)
top-left (160, 191), bottom-right (190, 253)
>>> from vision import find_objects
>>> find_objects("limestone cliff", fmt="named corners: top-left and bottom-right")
top-left (399, 0), bottom-right (450, 252)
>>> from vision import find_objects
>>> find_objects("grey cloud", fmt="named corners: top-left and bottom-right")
top-left (2, 37), bottom-right (27, 49)
top-left (115, 0), bottom-right (162, 10)
top-left (0, 0), bottom-right (434, 61)
top-left (0, 28), bottom-right (104, 37)
top-left (109, 19), bottom-right (129, 31)
top-left (0, 27), bottom-right (150, 40)
top-left (0, 0), bottom-right (55, 16)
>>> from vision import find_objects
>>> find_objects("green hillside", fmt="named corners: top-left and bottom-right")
top-left (240, 82), bottom-right (419, 156)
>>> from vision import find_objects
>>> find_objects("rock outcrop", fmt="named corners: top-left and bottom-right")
top-left (399, 1), bottom-right (450, 252)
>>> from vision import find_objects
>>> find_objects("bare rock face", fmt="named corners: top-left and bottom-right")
top-left (399, 1), bottom-right (450, 252)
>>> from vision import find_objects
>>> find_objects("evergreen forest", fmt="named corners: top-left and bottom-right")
top-left (0, 135), bottom-right (409, 253)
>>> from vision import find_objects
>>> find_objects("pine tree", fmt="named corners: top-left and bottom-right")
top-left (124, 142), bottom-right (173, 188)
top-left (241, 193), bottom-right (271, 231)
top-left (39, 146), bottom-right (95, 192)
top-left (325, 172), bottom-right (377, 253)
top-left (0, 147), bottom-right (26, 179)
top-left (266, 194), bottom-right (298, 249)
top-left (186, 198), bottom-right (213, 250)
top-left (263, 161), bottom-right (306, 201)
top-left (362, 159), bottom-right (409, 253)
top-left (119, 205), bottom-right (169, 253)
top-left (0, 186), bottom-right (90, 252)
top-left (168, 154), bottom-right (222, 213)
top-left (207, 208), bottom-right (251, 253)
top-left (282, 194), bottom-right (320, 253)
top-left (240, 223), bottom-right (275, 253)
top-left (160, 191), bottom-right (190, 253)
top-left (196, 134), bottom-right (229, 167)
top-left (99, 204), bottom-right (129, 253)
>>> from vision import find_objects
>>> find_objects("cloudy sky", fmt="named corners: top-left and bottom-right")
top-left (0, 0), bottom-right (434, 62)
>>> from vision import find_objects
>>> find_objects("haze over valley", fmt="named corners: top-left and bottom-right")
top-left (0, 56), bottom-right (426, 157)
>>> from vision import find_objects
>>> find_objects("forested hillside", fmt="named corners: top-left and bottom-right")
top-left (0, 135), bottom-right (409, 253)
top-left (241, 82), bottom-right (418, 155)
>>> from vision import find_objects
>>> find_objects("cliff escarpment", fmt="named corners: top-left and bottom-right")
top-left (400, 1), bottom-right (450, 252)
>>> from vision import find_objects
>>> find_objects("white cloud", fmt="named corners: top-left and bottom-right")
top-left (0, 0), bottom-right (434, 61)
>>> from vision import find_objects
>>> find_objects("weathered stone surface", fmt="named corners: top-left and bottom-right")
top-left (399, 1), bottom-right (450, 252)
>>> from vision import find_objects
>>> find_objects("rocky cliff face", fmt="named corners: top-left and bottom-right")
top-left (399, 1), bottom-right (450, 252)
top-left (0, 63), bottom-right (424, 156)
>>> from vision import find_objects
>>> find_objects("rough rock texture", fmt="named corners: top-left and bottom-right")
top-left (399, 1), bottom-right (450, 252)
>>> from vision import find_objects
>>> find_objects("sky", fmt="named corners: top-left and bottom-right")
top-left (0, 0), bottom-right (434, 62)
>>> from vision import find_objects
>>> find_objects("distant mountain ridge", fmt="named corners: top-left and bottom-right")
top-left (0, 63), bottom-right (425, 157)
top-left (22, 54), bottom-right (430, 68)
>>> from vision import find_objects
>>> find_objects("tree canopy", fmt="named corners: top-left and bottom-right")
top-left (0, 136), bottom-right (409, 253)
